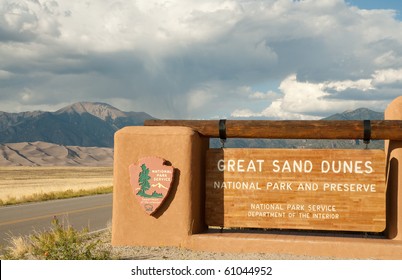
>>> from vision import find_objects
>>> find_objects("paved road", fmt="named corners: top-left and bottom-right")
top-left (0, 193), bottom-right (112, 245)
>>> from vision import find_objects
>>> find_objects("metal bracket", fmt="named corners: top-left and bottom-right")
top-left (219, 119), bottom-right (227, 148)
top-left (363, 120), bottom-right (371, 149)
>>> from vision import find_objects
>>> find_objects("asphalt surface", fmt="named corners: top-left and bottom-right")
top-left (0, 193), bottom-right (112, 246)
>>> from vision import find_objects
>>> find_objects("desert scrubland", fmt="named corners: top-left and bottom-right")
top-left (0, 166), bottom-right (113, 202)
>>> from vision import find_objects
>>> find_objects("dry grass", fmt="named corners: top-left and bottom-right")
top-left (3, 235), bottom-right (31, 259)
top-left (2, 217), bottom-right (113, 260)
top-left (0, 166), bottom-right (113, 204)
top-left (0, 186), bottom-right (113, 206)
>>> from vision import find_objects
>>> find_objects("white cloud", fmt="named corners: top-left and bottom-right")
top-left (374, 50), bottom-right (402, 67)
top-left (372, 68), bottom-right (402, 85)
top-left (20, 88), bottom-right (34, 102)
top-left (324, 79), bottom-right (374, 92)
top-left (233, 69), bottom-right (398, 119)
top-left (0, 70), bottom-right (12, 79)
top-left (231, 108), bottom-right (256, 118)
top-left (261, 99), bottom-right (312, 120)
top-left (187, 88), bottom-right (217, 112)
top-left (249, 90), bottom-right (279, 100)
top-left (0, 0), bottom-right (61, 41)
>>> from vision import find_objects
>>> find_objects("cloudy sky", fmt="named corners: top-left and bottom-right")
top-left (1, 0), bottom-right (402, 119)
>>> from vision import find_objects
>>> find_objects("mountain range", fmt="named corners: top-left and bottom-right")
top-left (0, 103), bottom-right (385, 166)
top-left (0, 102), bottom-right (153, 147)
top-left (321, 108), bottom-right (383, 120)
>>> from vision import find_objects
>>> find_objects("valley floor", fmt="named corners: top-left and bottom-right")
top-left (0, 166), bottom-right (113, 202)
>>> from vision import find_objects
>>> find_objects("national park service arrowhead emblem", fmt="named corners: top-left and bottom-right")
top-left (129, 157), bottom-right (174, 215)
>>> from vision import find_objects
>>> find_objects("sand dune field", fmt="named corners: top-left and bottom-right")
top-left (0, 141), bottom-right (113, 167)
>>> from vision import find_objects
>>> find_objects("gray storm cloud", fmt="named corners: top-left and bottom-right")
top-left (1, 0), bottom-right (402, 118)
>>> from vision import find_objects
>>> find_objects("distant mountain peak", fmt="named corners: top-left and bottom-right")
top-left (342, 109), bottom-right (353, 114)
top-left (324, 107), bottom-right (383, 120)
top-left (0, 102), bottom-right (154, 148)
top-left (56, 102), bottom-right (126, 121)
top-left (343, 107), bottom-right (376, 114)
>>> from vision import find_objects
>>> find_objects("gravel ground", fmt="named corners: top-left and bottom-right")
top-left (97, 230), bottom-right (335, 260)
top-left (110, 245), bottom-right (331, 260)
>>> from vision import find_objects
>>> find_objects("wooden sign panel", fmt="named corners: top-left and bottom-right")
top-left (206, 149), bottom-right (386, 232)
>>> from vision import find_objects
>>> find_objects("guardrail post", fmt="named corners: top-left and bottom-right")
top-left (385, 96), bottom-right (402, 240)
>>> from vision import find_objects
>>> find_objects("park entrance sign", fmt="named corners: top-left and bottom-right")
top-left (206, 148), bottom-right (386, 232)
top-left (113, 97), bottom-right (402, 259)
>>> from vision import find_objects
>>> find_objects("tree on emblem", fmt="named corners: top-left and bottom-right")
top-left (136, 163), bottom-right (163, 198)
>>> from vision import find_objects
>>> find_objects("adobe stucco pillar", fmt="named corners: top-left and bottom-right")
top-left (385, 96), bottom-right (402, 240)
top-left (112, 126), bottom-right (209, 247)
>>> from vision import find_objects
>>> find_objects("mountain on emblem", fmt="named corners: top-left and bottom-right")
top-left (129, 157), bottom-right (174, 215)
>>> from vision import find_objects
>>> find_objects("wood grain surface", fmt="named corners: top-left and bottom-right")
top-left (144, 119), bottom-right (402, 140)
top-left (205, 148), bottom-right (386, 232)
